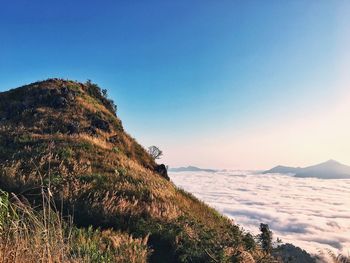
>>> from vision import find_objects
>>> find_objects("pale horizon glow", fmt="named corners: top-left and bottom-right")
top-left (155, 87), bottom-right (350, 170)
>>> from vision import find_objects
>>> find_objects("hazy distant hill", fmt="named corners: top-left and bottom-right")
top-left (169, 166), bottom-right (217, 173)
top-left (263, 165), bottom-right (301, 174)
top-left (264, 160), bottom-right (350, 179)
top-left (296, 160), bottom-right (350, 179)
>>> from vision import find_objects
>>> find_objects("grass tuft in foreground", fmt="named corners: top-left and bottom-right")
top-left (0, 189), bottom-right (149, 263)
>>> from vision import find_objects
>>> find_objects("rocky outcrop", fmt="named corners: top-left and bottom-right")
top-left (155, 164), bottom-right (170, 181)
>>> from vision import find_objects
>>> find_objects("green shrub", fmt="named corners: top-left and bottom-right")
top-left (243, 233), bottom-right (256, 250)
top-left (115, 167), bottom-right (127, 177)
top-left (112, 147), bottom-right (120, 154)
top-left (43, 173), bottom-right (64, 187)
top-left (14, 134), bottom-right (32, 144)
top-left (78, 141), bottom-right (94, 151)
top-left (58, 146), bottom-right (74, 160)
top-left (66, 83), bottom-right (81, 91)
top-left (70, 226), bottom-right (116, 262)
top-left (0, 190), bottom-right (12, 230)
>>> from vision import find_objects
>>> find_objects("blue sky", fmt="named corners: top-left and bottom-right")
top-left (1, 1), bottom-right (350, 168)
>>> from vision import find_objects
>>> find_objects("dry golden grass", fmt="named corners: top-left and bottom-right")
top-left (76, 95), bottom-right (114, 118)
top-left (0, 190), bottom-right (150, 263)
top-left (75, 133), bottom-right (112, 150)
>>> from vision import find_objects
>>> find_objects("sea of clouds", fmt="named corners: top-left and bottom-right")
top-left (169, 170), bottom-right (350, 255)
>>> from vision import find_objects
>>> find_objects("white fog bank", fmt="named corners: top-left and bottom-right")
top-left (169, 171), bottom-right (350, 254)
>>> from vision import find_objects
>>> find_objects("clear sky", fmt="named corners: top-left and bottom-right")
top-left (1, 1), bottom-right (350, 169)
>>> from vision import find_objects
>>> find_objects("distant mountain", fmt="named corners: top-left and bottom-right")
top-left (296, 159), bottom-right (350, 179)
top-left (264, 160), bottom-right (350, 179)
top-left (169, 166), bottom-right (217, 173)
top-left (263, 165), bottom-right (301, 174)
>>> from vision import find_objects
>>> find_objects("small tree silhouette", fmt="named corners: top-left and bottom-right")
top-left (102, 89), bottom-right (108, 98)
top-left (148, 146), bottom-right (163, 160)
top-left (259, 223), bottom-right (273, 254)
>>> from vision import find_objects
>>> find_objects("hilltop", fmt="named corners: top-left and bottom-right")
top-left (0, 79), bottom-right (271, 262)
top-left (263, 160), bottom-right (350, 179)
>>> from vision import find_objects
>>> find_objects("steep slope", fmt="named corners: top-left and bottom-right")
top-left (0, 79), bottom-right (263, 262)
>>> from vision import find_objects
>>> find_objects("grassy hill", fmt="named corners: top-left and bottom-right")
top-left (0, 79), bottom-right (277, 262)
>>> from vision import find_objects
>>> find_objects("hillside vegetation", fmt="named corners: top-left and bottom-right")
top-left (0, 79), bottom-right (288, 262)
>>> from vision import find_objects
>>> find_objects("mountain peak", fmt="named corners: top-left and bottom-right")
top-left (0, 78), bottom-right (160, 169)
top-left (324, 159), bottom-right (339, 164)
top-left (264, 159), bottom-right (350, 179)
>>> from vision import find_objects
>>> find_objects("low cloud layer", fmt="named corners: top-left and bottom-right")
top-left (169, 171), bottom-right (350, 254)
